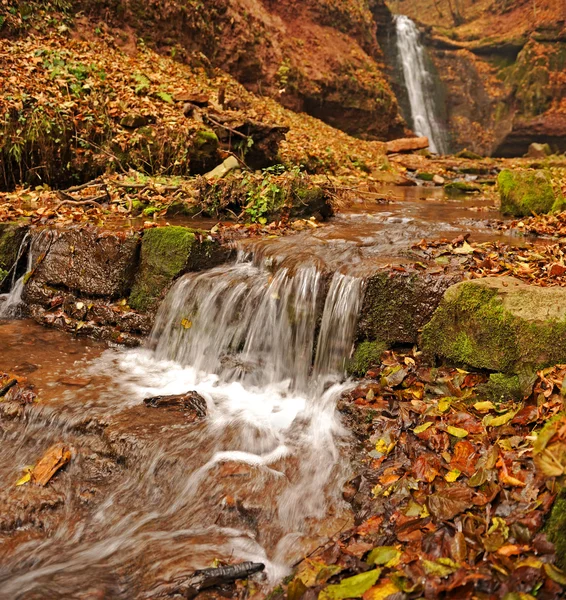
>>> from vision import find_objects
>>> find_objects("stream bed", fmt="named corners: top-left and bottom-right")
top-left (0, 187), bottom-right (530, 598)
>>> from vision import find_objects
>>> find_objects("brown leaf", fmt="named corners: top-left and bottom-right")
top-left (31, 444), bottom-right (72, 486)
top-left (427, 487), bottom-right (474, 521)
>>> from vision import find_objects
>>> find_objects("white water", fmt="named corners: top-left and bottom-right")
top-left (395, 14), bottom-right (447, 154)
top-left (0, 233), bottom-right (30, 318)
top-left (0, 251), bottom-right (365, 598)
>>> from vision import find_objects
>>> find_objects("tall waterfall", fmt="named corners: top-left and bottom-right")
top-left (395, 14), bottom-right (447, 154)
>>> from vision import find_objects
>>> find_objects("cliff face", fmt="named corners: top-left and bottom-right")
top-left (64, 0), bottom-right (406, 141)
top-left (390, 0), bottom-right (566, 155)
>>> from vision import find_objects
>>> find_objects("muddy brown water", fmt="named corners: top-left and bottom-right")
top-left (0, 187), bottom-right (531, 598)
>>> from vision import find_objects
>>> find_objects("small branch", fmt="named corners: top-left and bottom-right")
top-left (63, 179), bottom-right (105, 193)
top-left (206, 116), bottom-right (249, 140)
top-left (53, 194), bottom-right (107, 212)
top-left (0, 378), bottom-right (17, 398)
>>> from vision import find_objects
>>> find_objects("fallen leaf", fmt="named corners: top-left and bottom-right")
top-left (31, 444), bottom-right (72, 486)
top-left (319, 569), bottom-right (382, 600)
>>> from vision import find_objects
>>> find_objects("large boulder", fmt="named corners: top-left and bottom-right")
top-left (422, 276), bottom-right (566, 374)
top-left (24, 228), bottom-right (139, 298)
top-left (498, 169), bottom-right (565, 216)
top-left (357, 270), bottom-right (461, 346)
top-left (128, 226), bottom-right (229, 312)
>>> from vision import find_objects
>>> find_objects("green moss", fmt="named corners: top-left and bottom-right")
top-left (142, 205), bottom-right (159, 217)
top-left (129, 226), bottom-right (197, 312)
top-left (498, 169), bottom-right (565, 217)
top-left (0, 268), bottom-right (8, 283)
top-left (422, 280), bottom-right (566, 374)
top-left (0, 223), bottom-right (27, 274)
top-left (455, 149), bottom-right (483, 159)
top-left (476, 372), bottom-right (530, 402)
top-left (444, 181), bottom-right (481, 193)
top-left (546, 491), bottom-right (566, 569)
top-left (416, 172), bottom-right (434, 181)
top-left (347, 340), bottom-right (387, 377)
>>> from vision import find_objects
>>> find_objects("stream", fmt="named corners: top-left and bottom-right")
top-left (0, 187), bottom-right (525, 598)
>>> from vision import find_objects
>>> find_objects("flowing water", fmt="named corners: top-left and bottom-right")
top-left (395, 15), bottom-right (447, 154)
top-left (0, 188), bottom-right (525, 597)
top-left (0, 250), bottom-right (363, 598)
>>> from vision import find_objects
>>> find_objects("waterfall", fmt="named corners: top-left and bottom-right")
top-left (150, 251), bottom-right (364, 393)
top-left (0, 233), bottom-right (31, 318)
top-left (395, 14), bottom-right (447, 154)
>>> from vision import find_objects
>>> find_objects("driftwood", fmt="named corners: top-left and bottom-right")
top-left (183, 562), bottom-right (265, 598)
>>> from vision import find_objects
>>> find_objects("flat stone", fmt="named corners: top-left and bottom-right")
top-left (422, 276), bottom-right (566, 374)
top-left (386, 136), bottom-right (429, 154)
top-left (24, 228), bottom-right (139, 298)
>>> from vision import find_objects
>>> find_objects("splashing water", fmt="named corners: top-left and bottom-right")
top-left (395, 14), bottom-right (447, 154)
top-left (0, 250), bottom-right (365, 598)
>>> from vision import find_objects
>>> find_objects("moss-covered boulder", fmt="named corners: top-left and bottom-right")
top-left (128, 226), bottom-right (229, 312)
top-left (0, 223), bottom-right (28, 291)
top-left (357, 271), bottom-right (461, 345)
top-left (422, 276), bottom-right (566, 374)
top-left (347, 340), bottom-right (387, 377)
top-left (188, 129), bottom-right (220, 174)
top-left (498, 169), bottom-right (566, 216)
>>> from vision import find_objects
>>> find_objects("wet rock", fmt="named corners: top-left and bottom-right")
top-left (0, 223), bottom-right (28, 292)
top-left (357, 270), bottom-right (461, 346)
top-left (144, 391), bottom-right (207, 419)
top-left (347, 341), bottom-right (387, 377)
top-left (422, 276), bottom-right (566, 374)
top-left (128, 226), bottom-right (230, 313)
top-left (527, 142), bottom-right (552, 158)
top-left (188, 129), bottom-right (220, 174)
top-left (498, 169), bottom-right (565, 216)
top-left (386, 136), bottom-right (429, 154)
top-left (24, 228), bottom-right (139, 298)
top-left (120, 114), bottom-right (149, 129)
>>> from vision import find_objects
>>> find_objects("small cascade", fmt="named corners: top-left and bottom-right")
top-left (395, 14), bottom-right (447, 154)
top-left (151, 251), bottom-right (364, 393)
top-left (0, 233), bottom-right (31, 318)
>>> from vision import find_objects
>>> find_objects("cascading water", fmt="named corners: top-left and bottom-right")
top-left (0, 250), bottom-right (364, 598)
top-left (0, 233), bottom-right (30, 318)
top-left (395, 14), bottom-right (447, 154)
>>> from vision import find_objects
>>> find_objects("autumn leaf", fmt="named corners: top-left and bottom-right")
top-left (319, 569), bottom-right (382, 600)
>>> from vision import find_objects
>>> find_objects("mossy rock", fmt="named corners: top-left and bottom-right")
top-left (498, 169), bottom-right (566, 216)
top-left (416, 172), bottom-right (434, 181)
top-left (476, 372), bottom-right (535, 402)
top-left (0, 223), bottom-right (28, 284)
top-left (546, 491), bottom-right (566, 569)
top-left (129, 226), bottom-right (228, 312)
top-left (444, 181), bottom-right (481, 193)
top-left (357, 271), bottom-right (461, 345)
top-left (347, 340), bottom-right (387, 377)
top-left (422, 276), bottom-right (566, 374)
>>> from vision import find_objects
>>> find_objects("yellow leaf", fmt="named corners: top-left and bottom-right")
top-left (445, 468), bottom-right (461, 482)
top-left (413, 422), bottom-right (434, 434)
top-left (483, 410), bottom-right (517, 427)
top-left (363, 580), bottom-right (399, 600)
top-left (438, 398), bottom-right (452, 413)
top-left (181, 318), bottom-right (192, 329)
top-left (474, 401), bottom-right (495, 413)
top-left (15, 466), bottom-right (33, 486)
top-left (446, 426), bottom-right (468, 438)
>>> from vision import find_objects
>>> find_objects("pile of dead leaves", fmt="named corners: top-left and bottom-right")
top-left (284, 352), bottom-right (566, 599)
top-left (411, 236), bottom-right (566, 288)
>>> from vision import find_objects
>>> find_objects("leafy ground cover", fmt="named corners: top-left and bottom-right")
top-left (281, 350), bottom-right (566, 599)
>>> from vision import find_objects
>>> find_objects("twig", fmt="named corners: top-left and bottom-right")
top-left (64, 179), bottom-right (105, 193)
top-left (0, 378), bottom-right (17, 398)
top-left (206, 116), bottom-right (249, 140)
top-left (53, 194), bottom-right (106, 212)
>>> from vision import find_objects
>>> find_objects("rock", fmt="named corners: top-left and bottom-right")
top-left (455, 149), bottom-right (483, 160)
top-left (357, 270), bottom-right (461, 346)
top-left (545, 490), bottom-right (566, 569)
top-left (128, 226), bottom-right (229, 312)
top-left (176, 92), bottom-right (210, 107)
top-left (527, 142), bottom-right (552, 158)
top-left (421, 276), bottom-right (566, 374)
top-left (386, 136), bottom-right (429, 154)
top-left (205, 155), bottom-right (240, 180)
top-left (347, 341), bottom-right (387, 377)
top-left (498, 169), bottom-right (566, 216)
top-left (188, 129), bottom-right (220, 174)
top-left (0, 223), bottom-right (28, 292)
top-left (120, 114), bottom-right (148, 129)
top-left (24, 228), bottom-right (139, 298)
top-left (433, 174), bottom-right (445, 185)
top-left (444, 181), bottom-right (481, 193)
top-left (144, 391), bottom-right (207, 419)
